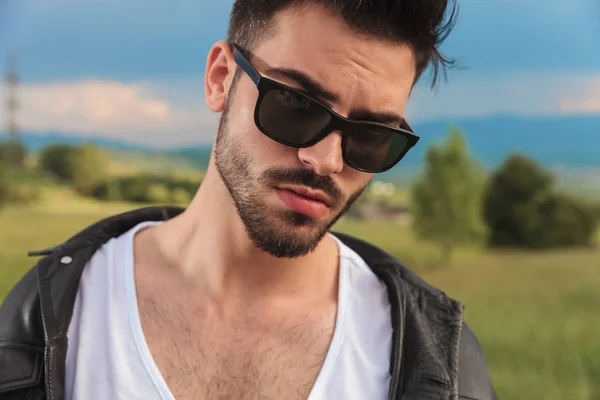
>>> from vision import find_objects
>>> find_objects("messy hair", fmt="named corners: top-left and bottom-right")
top-left (227, 0), bottom-right (459, 89)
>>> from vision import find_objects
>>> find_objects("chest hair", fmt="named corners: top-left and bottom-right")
top-left (137, 286), bottom-right (337, 400)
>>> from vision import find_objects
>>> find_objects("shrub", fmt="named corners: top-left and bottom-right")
top-left (591, 203), bottom-right (600, 222)
top-left (530, 193), bottom-right (598, 248)
top-left (0, 167), bottom-right (45, 208)
top-left (38, 144), bottom-right (77, 181)
top-left (170, 187), bottom-right (192, 206)
top-left (71, 144), bottom-right (110, 195)
top-left (0, 140), bottom-right (28, 168)
top-left (91, 174), bottom-right (199, 204)
top-left (105, 180), bottom-right (123, 202)
top-left (483, 153), bottom-right (597, 248)
top-left (0, 165), bottom-right (9, 208)
top-left (146, 183), bottom-right (172, 204)
top-left (119, 176), bottom-right (152, 203)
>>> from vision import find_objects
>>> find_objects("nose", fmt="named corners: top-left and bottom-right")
top-left (297, 131), bottom-right (344, 176)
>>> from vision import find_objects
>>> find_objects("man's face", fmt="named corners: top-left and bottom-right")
top-left (213, 4), bottom-right (416, 258)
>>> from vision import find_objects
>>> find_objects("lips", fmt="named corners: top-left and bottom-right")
top-left (275, 187), bottom-right (330, 218)
top-left (280, 186), bottom-right (331, 207)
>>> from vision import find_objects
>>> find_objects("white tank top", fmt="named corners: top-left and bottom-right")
top-left (65, 221), bottom-right (393, 399)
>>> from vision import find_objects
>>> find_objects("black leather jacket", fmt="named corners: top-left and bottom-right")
top-left (0, 207), bottom-right (498, 400)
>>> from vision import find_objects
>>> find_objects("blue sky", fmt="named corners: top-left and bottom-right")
top-left (1, 0), bottom-right (599, 147)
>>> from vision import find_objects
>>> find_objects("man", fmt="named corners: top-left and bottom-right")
top-left (0, 1), bottom-right (498, 399)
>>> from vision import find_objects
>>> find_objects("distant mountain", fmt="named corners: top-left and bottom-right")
top-left (162, 114), bottom-right (600, 184)
top-left (3, 113), bottom-right (599, 185)
top-left (168, 147), bottom-right (213, 170)
top-left (377, 113), bottom-right (600, 183)
top-left (0, 131), bottom-right (153, 153)
top-left (404, 114), bottom-right (600, 168)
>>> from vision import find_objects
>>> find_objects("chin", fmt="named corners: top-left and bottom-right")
top-left (285, 210), bottom-right (317, 227)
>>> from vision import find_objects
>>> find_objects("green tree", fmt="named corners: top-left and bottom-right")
top-left (483, 154), bottom-right (553, 247)
top-left (171, 187), bottom-right (192, 205)
top-left (534, 193), bottom-right (597, 248)
top-left (411, 128), bottom-right (486, 267)
top-left (38, 144), bottom-right (77, 181)
top-left (70, 144), bottom-right (110, 196)
top-left (483, 153), bottom-right (597, 248)
top-left (146, 183), bottom-right (171, 204)
top-left (104, 180), bottom-right (123, 201)
top-left (0, 140), bottom-right (28, 168)
top-left (0, 164), bottom-right (10, 209)
top-left (120, 175), bottom-right (153, 202)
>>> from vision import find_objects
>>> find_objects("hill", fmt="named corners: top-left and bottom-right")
top-left (163, 114), bottom-right (600, 186)
top-left (0, 132), bottom-right (152, 153)
top-left (3, 113), bottom-right (600, 186)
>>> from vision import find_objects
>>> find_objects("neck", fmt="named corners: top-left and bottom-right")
top-left (143, 159), bottom-right (340, 307)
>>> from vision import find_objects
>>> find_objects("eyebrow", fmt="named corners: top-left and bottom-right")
top-left (264, 66), bottom-right (404, 126)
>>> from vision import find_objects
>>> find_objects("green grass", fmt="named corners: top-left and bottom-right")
top-left (1, 200), bottom-right (599, 400)
top-left (337, 219), bottom-right (600, 400)
top-left (107, 149), bottom-right (199, 177)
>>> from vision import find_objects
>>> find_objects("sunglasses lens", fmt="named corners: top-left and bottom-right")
top-left (346, 126), bottom-right (409, 172)
top-left (256, 87), bottom-right (411, 172)
top-left (258, 88), bottom-right (331, 145)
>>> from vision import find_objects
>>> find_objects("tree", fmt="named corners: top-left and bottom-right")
top-left (70, 144), bottom-right (110, 195)
top-left (171, 187), bottom-right (192, 205)
top-left (483, 153), bottom-right (597, 248)
top-left (483, 154), bottom-right (552, 247)
top-left (533, 193), bottom-right (597, 248)
top-left (0, 164), bottom-right (10, 209)
top-left (146, 183), bottom-right (171, 204)
top-left (38, 144), bottom-right (77, 181)
top-left (0, 139), bottom-right (28, 169)
top-left (411, 128), bottom-right (486, 267)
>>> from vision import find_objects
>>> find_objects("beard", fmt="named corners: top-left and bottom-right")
top-left (214, 96), bottom-right (367, 259)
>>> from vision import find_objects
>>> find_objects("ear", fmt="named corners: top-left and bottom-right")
top-left (204, 41), bottom-right (236, 113)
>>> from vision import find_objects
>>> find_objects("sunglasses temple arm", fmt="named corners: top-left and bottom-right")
top-left (232, 46), bottom-right (261, 86)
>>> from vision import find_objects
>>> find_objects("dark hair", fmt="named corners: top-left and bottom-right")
top-left (227, 0), bottom-right (459, 89)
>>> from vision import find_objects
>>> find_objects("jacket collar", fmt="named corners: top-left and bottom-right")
top-left (30, 206), bottom-right (462, 400)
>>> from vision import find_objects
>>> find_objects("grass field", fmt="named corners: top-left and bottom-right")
top-left (1, 197), bottom-right (599, 399)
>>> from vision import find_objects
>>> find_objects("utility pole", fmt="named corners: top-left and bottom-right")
top-left (1, 52), bottom-right (26, 168)
top-left (4, 53), bottom-right (19, 143)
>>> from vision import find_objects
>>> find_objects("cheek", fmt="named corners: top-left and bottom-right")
top-left (227, 82), bottom-right (314, 169)
top-left (340, 169), bottom-right (372, 198)
top-left (234, 113), bottom-right (300, 171)
top-left (226, 78), bottom-right (262, 137)
top-left (230, 101), bottom-right (256, 138)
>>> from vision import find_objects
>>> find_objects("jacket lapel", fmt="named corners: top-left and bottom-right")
top-left (332, 232), bottom-right (464, 400)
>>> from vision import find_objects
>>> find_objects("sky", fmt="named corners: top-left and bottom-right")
top-left (0, 0), bottom-right (599, 148)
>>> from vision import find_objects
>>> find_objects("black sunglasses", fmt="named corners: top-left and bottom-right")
top-left (232, 46), bottom-right (420, 173)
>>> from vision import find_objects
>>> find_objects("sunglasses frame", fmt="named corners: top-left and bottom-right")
top-left (232, 45), bottom-right (420, 173)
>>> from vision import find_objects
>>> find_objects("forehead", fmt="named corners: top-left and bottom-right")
top-left (250, 4), bottom-right (416, 118)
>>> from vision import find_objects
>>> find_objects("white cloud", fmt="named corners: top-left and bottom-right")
top-left (559, 77), bottom-right (600, 114)
top-left (405, 71), bottom-right (600, 122)
top-left (2, 72), bottom-right (600, 149)
top-left (9, 79), bottom-right (220, 148)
